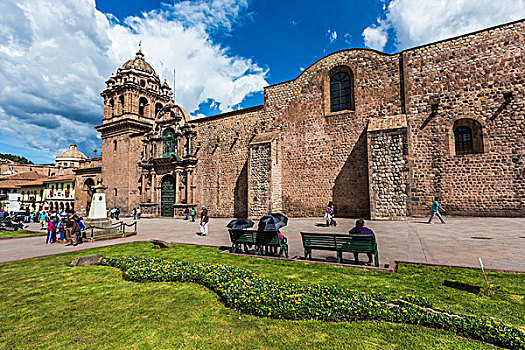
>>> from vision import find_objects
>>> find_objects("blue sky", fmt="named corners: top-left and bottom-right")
top-left (0, 0), bottom-right (524, 163)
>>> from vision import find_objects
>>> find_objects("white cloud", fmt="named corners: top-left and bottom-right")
top-left (343, 33), bottom-right (352, 45)
top-left (0, 0), bottom-right (268, 162)
top-left (362, 20), bottom-right (389, 51)
top-left (363, 0), bottom-right (525, 51)
top-left (327, 29), bottom-right (338, 44)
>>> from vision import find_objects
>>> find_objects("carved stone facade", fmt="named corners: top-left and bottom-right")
top-left (96, 19), bottom-right (525, 219)
top-left (138, 105), bottom-right (197, 217)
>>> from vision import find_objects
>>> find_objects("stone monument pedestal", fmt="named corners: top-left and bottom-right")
top-left (84, 178), bottom-right (119, 237)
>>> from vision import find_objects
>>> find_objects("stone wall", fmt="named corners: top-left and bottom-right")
top-left (368, 127), bottom-right (408, 219)
top-left (246, 131), bottom-right (282, 217)
top-left (190, 107), bottom-right (262, 217)
top-left (405, 20), bottom-right (525, 216)
top-left (0, 164), bottom-right (75, 177)
top-left (97, 19), bottom-right (524, 219)
top-left (102, 132), bottom-right (145, 215)
top-left (248, 142), bottom-right (271, 217)
top-left (264, 50), bottom-right (402, 217)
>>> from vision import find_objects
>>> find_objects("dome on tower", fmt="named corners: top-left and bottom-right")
top-left (120, 50), bottom-right (158, 77)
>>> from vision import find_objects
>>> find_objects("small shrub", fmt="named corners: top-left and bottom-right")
top-left (100, 256), bottom-right (524, 349)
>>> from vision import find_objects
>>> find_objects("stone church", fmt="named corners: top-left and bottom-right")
top-left (86, 19), bottom-right (524, 220)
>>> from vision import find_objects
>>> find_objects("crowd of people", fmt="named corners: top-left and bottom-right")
top-left (35, 210), bottom-right (85, 246)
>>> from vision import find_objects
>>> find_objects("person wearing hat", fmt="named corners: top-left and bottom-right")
top-left (199, 205), bottom-right (209, 236)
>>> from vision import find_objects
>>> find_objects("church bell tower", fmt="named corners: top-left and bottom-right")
top-left (96, 50), bottom-right (173, 214)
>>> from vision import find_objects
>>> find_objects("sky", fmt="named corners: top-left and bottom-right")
top-left (0, 0), bottom-right (524, 163)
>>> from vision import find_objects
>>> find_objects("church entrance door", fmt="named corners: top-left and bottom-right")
top-left (161, 175), bottom-right (175, 217)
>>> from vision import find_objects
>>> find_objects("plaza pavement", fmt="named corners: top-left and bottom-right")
top-left (1, 216), bottom-right (524, 272)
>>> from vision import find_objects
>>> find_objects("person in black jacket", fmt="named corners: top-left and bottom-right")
top-left (65, 214), bottom-right (82, 246)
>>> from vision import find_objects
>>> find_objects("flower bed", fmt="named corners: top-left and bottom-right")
top-left (100, 256), bottom-right (524, 349)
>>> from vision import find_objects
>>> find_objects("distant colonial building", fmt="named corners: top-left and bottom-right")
top-left (1, 145), bottom-right (89, 213)
top-left (0, 181), bottom-right (22, 213)
top-left (20, 178), bottom-right (46, 212)
top-left (0, 172), bottom-right (46, 213)
top-left (43, 175), bottom-right (76, 212)
top-left (95, 19), bottom-right (525, 219)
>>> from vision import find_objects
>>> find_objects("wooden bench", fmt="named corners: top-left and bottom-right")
top-left (229, 229), bottom-right (289, 258)
top-left (300, 232), bottom-right (379, 267)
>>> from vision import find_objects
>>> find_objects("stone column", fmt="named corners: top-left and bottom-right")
top-left (175, 170), bottom-right (181, 204)
top-left (140, 174), bottom-right (145, 203)
top-left (184, 171), bottom-right (189, 204)
top-left (188, 169), bottom-right (195, 204)
top-left (151, 174), bottom-right (157, 204)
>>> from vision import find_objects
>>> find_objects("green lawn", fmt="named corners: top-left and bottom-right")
top-left (0, 242), bottom-right (523, 349)
top-left (0, 230), bottom-right (43, 238)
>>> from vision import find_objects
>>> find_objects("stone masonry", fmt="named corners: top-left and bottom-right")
top-left (96, 19), bottom-right (525, 219)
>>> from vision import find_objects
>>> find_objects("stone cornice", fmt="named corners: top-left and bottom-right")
top-left (96, 118), bottom-right (153, 137)
top-left (101, 85), bottom-right (172, 102)
top-left (73, 166), bottom-right (102, 175)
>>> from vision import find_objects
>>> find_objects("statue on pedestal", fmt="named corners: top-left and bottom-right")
top-left (84, 176), bottom-right (118, 237)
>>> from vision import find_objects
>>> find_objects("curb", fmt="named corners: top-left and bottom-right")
top-left (0, 233), bottom-right (46, 240)
top-left (1, 240), bottom-right (524, 274)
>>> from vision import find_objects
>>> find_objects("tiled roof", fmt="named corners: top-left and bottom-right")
top-left (0, 180), bottom-right (23, 189)
top-left (19, 178), bottom-right (47, 187)
top-left (43, 175), bottom-right (76, 183)
top-left (0, 171), bottom-right (46, 181)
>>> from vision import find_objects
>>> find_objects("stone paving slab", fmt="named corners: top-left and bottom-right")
top-left (0, 217), bottom-right (524, 272)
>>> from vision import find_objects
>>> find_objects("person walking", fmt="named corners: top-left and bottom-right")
top-left (136, 207), bottom-right (141, 220)
top-left (428, 198), bottom-right (446, 224)
top-left (115, 208), bottom-right (120, 220)
top-left (190, 207), bottom-right (196, 222)
top-left (132, 208), bottom-right (136, 220)
top-left (39, 211), bottom-right (47, 230)
top-left (184, 208), bottom-right (189, 220)
top-left (349, 219), bottom-right (375, 265)
top-left (325, 201), bottom-right (337, 226)
top-left (199, 205), bottom-right (209, 236)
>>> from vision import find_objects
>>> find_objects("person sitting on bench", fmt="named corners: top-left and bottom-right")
top-left (349, 219), bottom-right (375, 265)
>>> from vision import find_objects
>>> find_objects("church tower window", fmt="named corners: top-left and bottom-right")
top-left (119, 95), bottom-right (125, 114)
top-left (139, 97), bottom-right (148, 117)
top-left (155, 103), bottom-right (163, 117)
top-left (163, 130), bottom-right (176, 157)
top-left (109, 99), bottom-right (114, 116)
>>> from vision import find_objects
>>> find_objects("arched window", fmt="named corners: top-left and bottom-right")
top-left (113, 140), bottom-right (118, 152)
top-left (109, 99), bottom-right (114, 116)
top-left (330, 70), bottom-right (353, 112)
top-left (119, 95), bottom-right (125, 113)
top-left (139, 97), bottom-right (148, 117)
top-left (155, 103), bottom-right (163, 117)
top-left (114, 188), bottom-right (118, 197)
top-left (454, 126), bottom-right (473, 154)
top-left (453, 118), bottom-right (484, 155)
top-left (186, 135), bottom-right (192, 156)
top-left (163, 130), bottom-right (176, 157)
